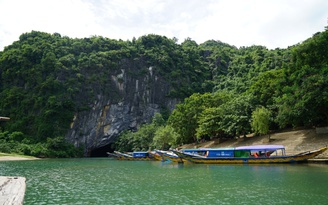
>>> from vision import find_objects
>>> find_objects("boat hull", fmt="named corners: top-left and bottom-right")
top-left (148, 151), bottom-right (165, 161)
top-left (173, 147), bottom-right (327, 164)
top-left (155, 150), bottom-right (187, 163)
top-left (113, 151), bottom-right (155, 161)
top-left (162, 154), bottom-right (185, 163)
top-left (117, 157), bottom-right (153, 161)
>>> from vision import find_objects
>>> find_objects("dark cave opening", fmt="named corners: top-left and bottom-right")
top-left (89, 143), bottom-right (115, 157)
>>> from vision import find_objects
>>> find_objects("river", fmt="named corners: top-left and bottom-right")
top-left (0, 158), bottom-right (327, 205)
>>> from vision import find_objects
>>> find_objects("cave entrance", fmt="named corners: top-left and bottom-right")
top-left (90, 143), bottom-right (115, 157)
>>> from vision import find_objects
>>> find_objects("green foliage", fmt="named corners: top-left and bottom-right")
top-left (251, 107), bottom-right (271, 135)
top-left (45, 136), bottom-right (82, 157)
top-left (247, 69), bottom-right (284, 106)
top-left (0, 31), bottom-right (213, 146)
top-left (114, 113), bottom-right (166, 152)
top-left (168, 93), bottom-right (221, 144)
top-left (151, 113), bottom-right (166, 127)
top-left (218, 94), bottom-right (254, 137)
top-left (194, 91), bottom-right (232, 140)
top-left (169, 91), bottom-right (255, 143)
top-left (2, 29), bottom-right (328, 153)
top-left (275, 66), bottom-right (328, 127)
top-left (113, 131), bottom-right (135, 152)
top-left (131, 123), bottom-right (157, 151)
top-left (8, 131), bottom-right (25, 142)
top-left (291, 31), bottom-right (328, 69)
top-left (166, 29), bottom-right (328, 143)
top-left (274, 30), bottom-right (328, 127)
top-left (152, 125), bottom-right (179, 150)
top-left (0, 131), bottom-right (83, 157)
top-left (196, 107), bottom-right (225, 139)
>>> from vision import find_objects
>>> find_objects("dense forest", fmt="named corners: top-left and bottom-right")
top-left (0, 28), bottom-right (328, 156)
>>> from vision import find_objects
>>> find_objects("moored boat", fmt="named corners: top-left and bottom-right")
top-left (113, 151), bottom-right (154, 161)
top-left (148, 150), bottom-right (165, 161)
top-left (106, 152), bottom-right (120, 158)
top-left (155, 150), bottom-right (185, 163)
top-left (172, 145), bottom-right (328, 164)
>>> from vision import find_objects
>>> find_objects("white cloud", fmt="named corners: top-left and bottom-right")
top-left (0, 0), bottom-right (327, 51)
top-left (0, 0), bottom-right (100, 49)
top-left (190, 0), bottom-right (328, 48)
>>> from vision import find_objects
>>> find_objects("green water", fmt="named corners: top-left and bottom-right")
top-left (0, 159), bottom-right (328, 205)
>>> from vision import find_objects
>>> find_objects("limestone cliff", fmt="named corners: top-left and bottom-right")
top-left (65, 60), bottom-right (178, 156)
top-left (0, 32), bottom-right (211, 157)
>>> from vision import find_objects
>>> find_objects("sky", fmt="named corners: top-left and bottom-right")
top-left (0, 0), bottom-right (327, 51)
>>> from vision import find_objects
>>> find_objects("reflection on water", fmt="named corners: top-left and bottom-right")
top-left (0, 159), bottom-right (327, 205)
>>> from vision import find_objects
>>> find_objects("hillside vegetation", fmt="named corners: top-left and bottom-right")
top-left (1, 28), bottom-right (328, 156)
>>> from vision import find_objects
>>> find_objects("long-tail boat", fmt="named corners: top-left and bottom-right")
top-left (113, 151), bottom-right (154, 161)
top-left (106, 152), bottom-right (120, 158)
top-left (148, 150), bottom-right (165, 161)
top-left (172, 145), bottom-right (327, 164)
top-left (155, 150), bottom-right (185, 163)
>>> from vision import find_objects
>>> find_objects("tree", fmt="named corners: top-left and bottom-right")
top-left (114, 131), bottom-right (134, 152)
top-left (275, 65), bottom-right (328, 128)
top-left (114, 113), bottom-right (166, 152)
top-left (132, 123), bottom-right (157, 151)
top-left (152, 125), bottom-right (179, 150)
top-left (168, 93), bottom-right (218, 144)
top-left (214, 94), bottom-right (254, 138)
top-left (151, 113), bottom-right (166, 127)
top-left (251, 107), bottom-right (271, 139)
top-left (196, 107), bottom-right (224, 140)
top-left (247, 69), bottom-right (284, 106)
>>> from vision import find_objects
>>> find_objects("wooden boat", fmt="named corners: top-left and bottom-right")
top-left (148, 151), bottom-right (165, 161)
top-left (106, 152), bottom-right (120, 158)
top-left (155, 150), bottom-right (185, 163)
top-left (113, 151), bottom-right (154, 161)
top-left (172, 145), bottom-right (328, 164)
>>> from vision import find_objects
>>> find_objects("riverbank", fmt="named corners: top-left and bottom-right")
top-left (180, 128), bottom-right (328, 159)
top-left (0, 153), bottom-right (39, 161)
top-left (1, 128), bottom-right (327, 161)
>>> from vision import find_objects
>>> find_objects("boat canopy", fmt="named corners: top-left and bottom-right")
top-left (182, 148), bottom-right (235, 157)
top-left (182, 146), bottom-right (284, 152)
top-left (181, 148), bottom-right (234, 152)
top-left (133, 151), bottom-right (149, 158)
top-left (207, 149), bottom-right (234, 157)
top-left (180, 145), bottom-right (286, 158)
top-left (235, 145), bottom-right (285, 151)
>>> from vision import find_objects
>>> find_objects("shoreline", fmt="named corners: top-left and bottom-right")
top-left (1, 129), bottom-right (328, 162)
top-left (0, 154), bottom-right (327, 163)
top-left (0, 156), bottom-right (40, 161)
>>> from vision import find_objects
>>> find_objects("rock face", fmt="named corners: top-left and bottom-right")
top-left (65, 62), bottom-right (178, 156)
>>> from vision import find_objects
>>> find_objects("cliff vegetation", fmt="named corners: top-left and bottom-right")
top-left (0, 28), bottom-right (328, 156)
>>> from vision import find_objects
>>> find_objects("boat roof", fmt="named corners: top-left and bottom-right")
top-left (180, 145), bottom-right (285, 152)
top-left (200, 148), bottom-right (234, 151)
top-left (235, 145), bottom-right (285, 150)
top-left (114, 151), bottom-right (133, 157)
top-left (182, 148), bottom-right (234, 151)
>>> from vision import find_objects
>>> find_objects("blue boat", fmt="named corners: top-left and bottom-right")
top-left (113, 151), bottom-right (154, 161)
top-left (172, 145), bottom-right (327, 164)
top-left (155, 150), bottom-right (185, 163)
top-left (155, 148), bottom-right (216, 163)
